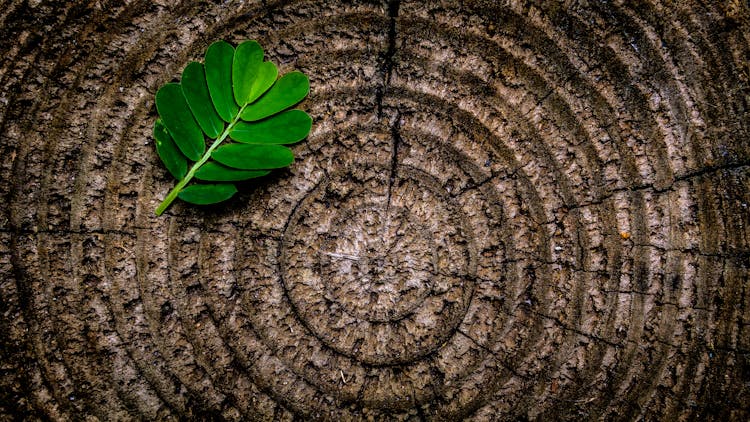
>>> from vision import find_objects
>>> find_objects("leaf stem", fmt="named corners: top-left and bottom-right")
top-left (155, 105), bottom-right (246, 215)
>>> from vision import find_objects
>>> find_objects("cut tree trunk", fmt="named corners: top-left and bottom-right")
top-left (1, 1), bottom-right (749, 420)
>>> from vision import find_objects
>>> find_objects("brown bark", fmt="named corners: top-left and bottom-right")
top-left (1, 0), bottom-right (749, 420)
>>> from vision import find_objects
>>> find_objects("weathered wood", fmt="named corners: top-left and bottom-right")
top-left (1, 0), bottom-right (748, 420)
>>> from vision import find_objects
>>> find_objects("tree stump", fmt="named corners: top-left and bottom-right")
top-left (1, 1), bottom-right (748, 420)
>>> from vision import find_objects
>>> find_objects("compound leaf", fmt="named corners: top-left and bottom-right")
top-left (241, 71), bottom-right (309, 121)
top-left (182, 61), bottom-right (224, 138)
top-left (178, 183), bottom-right (238, 205)
top-left (195, 161), bottom-right (270, 181)
top-left (153, 39), bottom-right (311, 215)
top-left (212, 144), bottom-right (294, 170)
top-left (155, 83), bottom-right (205, 161)
top-left (153, 119), bottom-right (187, 179)
top-left (205, 40), bottom-right (238, 122)
top-left (230, 109), bottom-right (312, 144)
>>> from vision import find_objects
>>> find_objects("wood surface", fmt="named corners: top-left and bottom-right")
top-left (1, 1), bottom-right (748, 420)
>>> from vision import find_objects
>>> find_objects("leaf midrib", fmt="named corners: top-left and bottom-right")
top-left (154, 104), bottom-right (248, 216)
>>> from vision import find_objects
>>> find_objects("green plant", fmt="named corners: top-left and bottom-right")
top-left (153, 40), bottom-right (311, 215)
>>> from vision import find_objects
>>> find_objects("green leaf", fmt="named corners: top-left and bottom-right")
top-left (155, 83), bottom-right (205, 161)
top-left (153, 40), bottom-right (312, 215)
top-left (230, 110), bottom-right (312, 144)
top-left (248, 61), bottom-right (278, 104)
top-left (232, 40), bottom-right (264, 105)
top-left (240, 71), bottom-right (310, 121)
top-left (153, 119), bottom-right (187, 179)
top-left (178, 183), bottom-right (238, 205)
top-left (182, 62), bottom-right (224, 138)
top-left (195, 161), bottom-right (270, 181)
top-left (205, 40), bottom-right (238, 122)
top-left (212, 144), bottom-right (294, 170)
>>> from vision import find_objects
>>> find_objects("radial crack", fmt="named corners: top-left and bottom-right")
top-left (386, 110), bottom-right (402, 211)
top-left (375, 0), bottom-right (400, 118)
